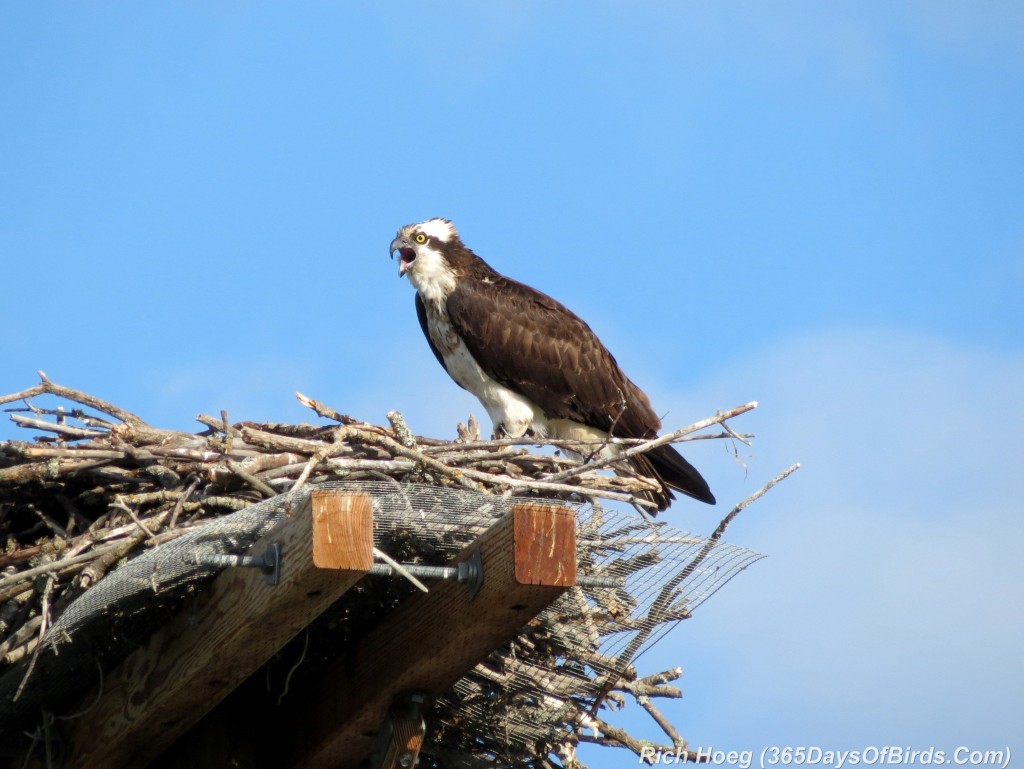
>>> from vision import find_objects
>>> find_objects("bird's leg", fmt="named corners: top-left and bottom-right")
top-left (491, 422), bottom-right (527, 452)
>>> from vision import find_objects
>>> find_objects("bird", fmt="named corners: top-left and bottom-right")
top-left (389, 217), bottom-right (715, 512)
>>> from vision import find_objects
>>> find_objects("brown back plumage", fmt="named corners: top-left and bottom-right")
top-left (416, 235), bottom-right (715, 511)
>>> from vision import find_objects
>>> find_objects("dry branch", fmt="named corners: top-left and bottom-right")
top-left (0, 376), bottom-right (792, 768)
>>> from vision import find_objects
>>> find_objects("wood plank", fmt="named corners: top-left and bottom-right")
top-left (67, 489), bottom-right (373, 769)
top-left (288, 501), bottom-right (576, 769)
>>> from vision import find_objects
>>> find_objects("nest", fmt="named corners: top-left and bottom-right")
top-left (0, 374), bottom-right (789, 767)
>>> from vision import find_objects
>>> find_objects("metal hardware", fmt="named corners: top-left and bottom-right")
top-left (188, 542), bottom-right (617, 593)
top-left (370, 547), bottom-right (484, 600)
top-left (368, 548), bottom-right (619, 595)
top-left (185, 542), bottom-right (280, 586)
top-left (575, 574), bottom-right (623, 588)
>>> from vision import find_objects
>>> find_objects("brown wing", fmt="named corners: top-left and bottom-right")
top-left (445, 272), bottom-right (661, 439)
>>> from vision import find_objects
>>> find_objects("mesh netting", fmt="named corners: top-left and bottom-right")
top-left (0, 480), bottom-right (762, 760)
top-left (427, 490), bottom-right (763, 763)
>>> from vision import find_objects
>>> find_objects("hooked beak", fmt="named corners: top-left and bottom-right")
top-left (390, 237), bottom-right (415, 278)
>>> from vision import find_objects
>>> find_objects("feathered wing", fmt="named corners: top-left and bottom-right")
top-left (445, 273), bottom-right (652, 435)
top-left (415, 293), bottom-right (451, 377)
top-left (443, 270), bottom-right (715, 509)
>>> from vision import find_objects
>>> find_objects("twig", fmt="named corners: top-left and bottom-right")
top-left (636, 667), bottom-right (683, 688)
top-left (346, 425), bottom-right (487, 493)
top-left (33, 507), bottom-right (68, 539)
top-left (373, 547), bottom-right (429, 593)
top-left (294, 391), bottom-right (358, 426)
top-left (576, 714), bottom-right (668, 758)
top-left (8, 414), bottom-right (105, 439)
top-left (13, 575), bottom-right (54, 701)
top-left (386, 410), bottom-right (417, 448)
top-left (543, 402), bottom-right (758, 484)
top-left (169, 476), bottom-right (201, 530)
top-left (617, 463), bottom-right (800, 667)
top-left (225, 460), bottom-right (277, 499)
top-left (0, 543), bottom-right (127, 598)
top-left (719, 418), bottom-right (753, 447)
top-left (0, 372), bottom-right (147, 426)
top-left (0, 543), bottom-right (49, 569)
top-left (290, 451), bottom-right (327, 495)
top-left (457, 466), bottom-right (659, 509)
top-left (77, 528), bottom-right (152, 589)
top-left (0, 616), bottom-right (44, 660)
top-left (19, 447), bottom-right (125, 459)
top-left (637, 696), bottom-right (687, 749)
top-left (110, 499), bottom-right (156, 539)
top-left (239, 424), bottom-right (350, 456)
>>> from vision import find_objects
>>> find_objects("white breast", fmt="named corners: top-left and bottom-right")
top-left (421, 300), bottom-right (540, 438)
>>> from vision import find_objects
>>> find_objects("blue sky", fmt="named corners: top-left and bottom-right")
top-left (2, 2), bottom-right (1022, 765)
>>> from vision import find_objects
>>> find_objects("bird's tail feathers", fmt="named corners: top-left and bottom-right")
top-left (629, 444), bottom-right (716, 514)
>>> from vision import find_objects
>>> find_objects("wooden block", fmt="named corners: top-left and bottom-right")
top-left (288, 501), bottom-right (576, 769)
top-left (67, 490), bottom-right (373, 769)
top-left (313, 490), bottom-right (374, 569)
top-left (514, 501), bottom-right (576, 586)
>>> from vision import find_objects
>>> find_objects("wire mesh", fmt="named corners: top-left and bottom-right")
top-left (0, 480), bottom-right (763, 762)
top-left (426, 492), bottom-right (764, 764)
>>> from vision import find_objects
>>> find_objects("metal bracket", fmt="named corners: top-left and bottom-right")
top-left (185, 542), bottom-right (281, 586)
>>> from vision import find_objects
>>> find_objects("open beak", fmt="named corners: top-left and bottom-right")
top-left (390, 238), bottom-right (415, 278)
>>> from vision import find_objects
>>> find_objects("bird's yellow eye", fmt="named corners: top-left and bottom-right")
top-left (414, 233), bottom-right (427, 244)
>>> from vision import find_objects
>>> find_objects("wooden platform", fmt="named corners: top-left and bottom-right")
top-left (59, 490), bottom-right (577, 769)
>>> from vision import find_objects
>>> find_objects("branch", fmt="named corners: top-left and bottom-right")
top-left (0, 372), bottom-right (147, 426)
top-left (543, 402), bottom-right (758, 484)
top-left (616, 462), bottom-right (801, 667)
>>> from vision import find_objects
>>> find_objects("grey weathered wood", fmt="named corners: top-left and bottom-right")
top-left (67, 490), bottom-right (374, 769)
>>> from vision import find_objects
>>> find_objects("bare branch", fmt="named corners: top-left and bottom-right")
top-left (543, 402), bottom-right (759, 484)
top-left (0, 373), bottom-right (147, 426)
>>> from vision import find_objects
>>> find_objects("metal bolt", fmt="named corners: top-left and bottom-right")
top-left (576, 574), bottom-right (622, 588)
top-left (185, 542), bottom-right (280, 586)
top-left (370, 547), bottom-right (484, 599)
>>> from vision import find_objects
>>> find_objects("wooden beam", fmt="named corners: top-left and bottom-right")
top-left (67, 490), bottom-right (374, 769)
top-left (288, 501), bottom-right (576, 769)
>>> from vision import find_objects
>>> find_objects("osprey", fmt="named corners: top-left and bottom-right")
top-left (390, 218), bottom-right (715, 512)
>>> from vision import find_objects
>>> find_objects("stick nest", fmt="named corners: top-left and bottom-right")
top-left (0, 373), bottom-right (786, 767)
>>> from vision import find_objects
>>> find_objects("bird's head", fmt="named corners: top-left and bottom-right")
top-left (390, 218), bottom-right (460, 284)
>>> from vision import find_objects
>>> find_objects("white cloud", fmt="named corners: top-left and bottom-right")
top-left (583, 327), bottom-right (1024, 763)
